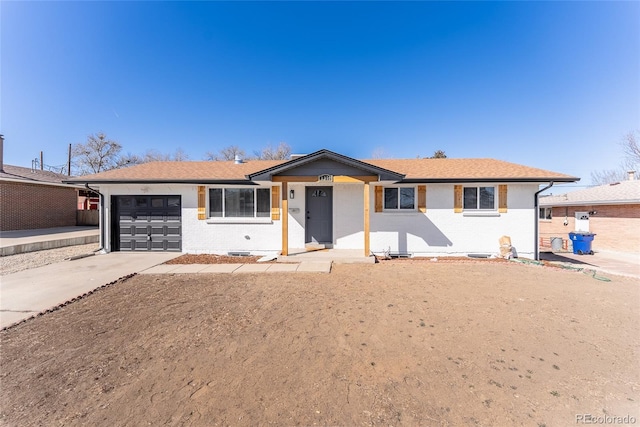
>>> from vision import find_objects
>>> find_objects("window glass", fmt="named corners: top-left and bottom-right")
top-left (384, 188), bottom-right (398, 209)
top-left (135, 197), bottom-right (148, 208)
top-left (208, 188), bottom-right (271, 218)
top-left (539, 207), bottom-right (552, 220)
top-left (312, 189), bottom-right (327, 197)
top-left (118, 197), bottom-right (133, 208)
top-left (209, 189), bottom-right (222, 217)
top-left (225, 188), bottom-right (254, 217)
top-left (167, 197), bottom-right (180, 208)
top-left (464, 187), bottom-right (495, 210)
top-left (479, 187), bottom-right (495, 209)
top-left (256, 188), bottom-right (270, 217)
top-left (463, 188), bottom-right (477, 209)
top-left (400, 188), bottom-right (415, 209)
top-left (151, 198), bottom-right (164, 208)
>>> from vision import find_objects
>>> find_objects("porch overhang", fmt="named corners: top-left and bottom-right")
top-left (252, 150), bottom-right (396, 258)
top-left (247, 149), bottom-right (404, 182)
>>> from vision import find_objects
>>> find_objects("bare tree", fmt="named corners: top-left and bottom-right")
top-left (622, 130), bottom-right (640, 168)
top-left (590, 169), bottom-right (629, 185)
top-left (72, 132), bottom-right (122, 175)
top-left (430, 150), bottom-right (447, 159)
top-left (255, 142), bottom-right (291, 160)
top-left (589, 131), bottom-right (639, 185)
top-left (204, 145), bottom-right (246, 161)
top-left (370, 147), bottom-right (388, 159)
top-left (172, 148), bottom-right (189, 161)
top-left (143, 148), bottom-right (190, 162)
top-left (115, 152), bottom-right (144, 168)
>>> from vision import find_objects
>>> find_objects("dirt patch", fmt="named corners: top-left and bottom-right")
top-left (1, 263), bottom-right (638, 426)
top-left (166, 254), bottom-right (262, 264)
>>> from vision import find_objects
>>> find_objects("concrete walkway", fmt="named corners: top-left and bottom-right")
top-left (0, 226), bottom-right (99, 256)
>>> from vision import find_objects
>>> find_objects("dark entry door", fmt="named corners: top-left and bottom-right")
top-left (305, 186), bottom-right (333, 244)
top-left (113, 195), bottom-right (182, 251)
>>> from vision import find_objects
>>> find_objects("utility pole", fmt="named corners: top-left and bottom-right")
top-left (68, 143), bottom-right (72, 176)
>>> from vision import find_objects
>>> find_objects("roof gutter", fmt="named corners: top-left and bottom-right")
top-left (399, 177), bottom-right (578, 184)
top-left (85, 183), bottom-right (105, 253)
top-left (534, 181), bottom-right (554, 261)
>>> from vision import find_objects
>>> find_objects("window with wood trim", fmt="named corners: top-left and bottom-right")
top-left (383, 187), bottom-right (415, 210)
top-left (208, 187), bottom-right (271, 218)
top-left (463, 186), bottom-right (496, 210)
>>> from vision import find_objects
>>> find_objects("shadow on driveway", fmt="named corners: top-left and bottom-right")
top-left (539, 251), bottom-right (595, 266)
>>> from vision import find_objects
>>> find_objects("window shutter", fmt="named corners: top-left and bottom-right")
top-left (271, 186), bottom-right (280, 220)
top-left (498, 185), bottom-right (508, 213)
top-left (454, 185), bottom-right (463, 213)
top-left (197, 186), bottom-right (206, 220)
top-left (417, 185), bottom-right (426, 213)
top-left (374, 186), bottom-right (383, 212)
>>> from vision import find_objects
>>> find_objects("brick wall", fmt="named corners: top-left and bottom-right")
top-left (0, 182), bottom-right (78, 231)
top-left (539, 204), bottom-right (640, 253)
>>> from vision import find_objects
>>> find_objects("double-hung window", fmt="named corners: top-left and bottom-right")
top-left (384, 187), bottom-right (415, 210)
top-left (539, 207), bottom-right (552, 220)
top-left (209, 188), bottom-right (270, 218)
top-left (463, 186), bottom-right (495, 210)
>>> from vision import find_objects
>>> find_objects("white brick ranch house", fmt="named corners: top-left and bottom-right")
top-left (67, 149), bottom-right (578, 259)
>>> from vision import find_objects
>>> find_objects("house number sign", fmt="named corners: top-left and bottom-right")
top-left (318, 174), bottom-right (333, 182)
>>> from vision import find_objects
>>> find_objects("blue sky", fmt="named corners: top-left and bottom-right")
top-left (2, 1), bottom-right (638, 187)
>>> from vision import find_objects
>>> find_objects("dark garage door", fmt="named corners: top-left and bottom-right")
top-left (113, 195), bottom-right (181, 251)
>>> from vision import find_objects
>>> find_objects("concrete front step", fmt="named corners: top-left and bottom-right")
top-left (304, 243), bottom-right (327, 251)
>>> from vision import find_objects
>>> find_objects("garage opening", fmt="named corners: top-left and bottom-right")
top-left (112, 195), bottom-right (181, 251)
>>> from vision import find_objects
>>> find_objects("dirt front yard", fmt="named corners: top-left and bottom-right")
top-left (1, 261), bottom-right (638, 426)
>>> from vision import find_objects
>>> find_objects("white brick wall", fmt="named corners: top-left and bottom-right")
top-left (98, 182), bottom-right (539, 257)
top-left (369, 183), bottom-right (536, 257)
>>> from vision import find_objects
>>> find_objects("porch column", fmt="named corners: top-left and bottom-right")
top-left (363, 182), bottom-right (370, 256)
top-left (281, 181), bottom-right (288, 256)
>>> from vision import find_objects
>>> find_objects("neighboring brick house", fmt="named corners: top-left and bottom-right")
top-left (539, 173), bottom-right (640, 253)
top-left (0, 164), bottom-right (80, 231)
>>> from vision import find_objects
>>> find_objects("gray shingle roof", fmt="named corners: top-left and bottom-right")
top-left (540, 179), bottom-right (640, 206)
top-left (0, 165), bottom-right (74, 185)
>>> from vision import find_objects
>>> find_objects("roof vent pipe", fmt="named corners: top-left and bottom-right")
top-left (0, 134), bottom-right (4, 173)
top-left (628, 170), bottom-right (636, 181)
top-left (234, 154), bottom-right (243, 164)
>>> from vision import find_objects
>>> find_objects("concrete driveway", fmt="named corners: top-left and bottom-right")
top-left (0, 252), bottom-right (179, 328)
top-left (540, 250), bottom-right (640, 279)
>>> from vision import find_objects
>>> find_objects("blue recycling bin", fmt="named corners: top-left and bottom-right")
top-left (569, 232), bottom-right (596, 255)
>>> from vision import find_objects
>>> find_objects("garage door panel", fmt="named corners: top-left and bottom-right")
top-left (115, 196), bottom-right (181, 252)
top-left (165, 226), bottom-right (181, 236)
top-left (150, 226), bottom-right (165, 235)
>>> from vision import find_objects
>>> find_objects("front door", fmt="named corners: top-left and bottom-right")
top-left (305, 186), bottom-right (333, 244)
